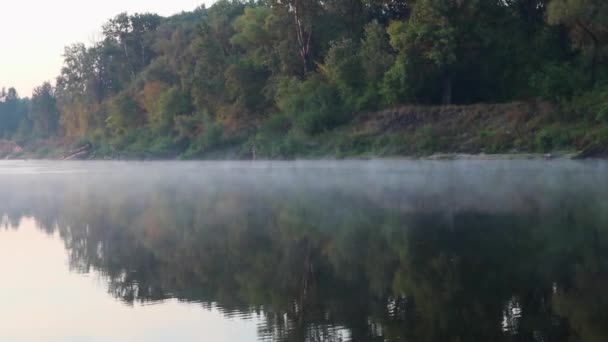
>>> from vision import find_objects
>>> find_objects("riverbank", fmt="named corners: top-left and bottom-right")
top-left (3, 101), bottom-right (608, 160)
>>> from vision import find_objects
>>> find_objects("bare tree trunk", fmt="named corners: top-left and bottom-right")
top-left (293, 0), bottom-right (311, 75)
top-left (122, 42), bottom-right (136, 78)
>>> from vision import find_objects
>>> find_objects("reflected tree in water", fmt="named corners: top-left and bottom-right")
top-left (0, 163), bottom-right (606, 342)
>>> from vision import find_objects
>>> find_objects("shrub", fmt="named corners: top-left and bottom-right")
top-left (276, 75), bottom-right (348, 135)
top-left (249, 123), bottom-right (308, 159)
top-left (571, 86), bottom-right (608, 122)
top-left (148, 136), bottom-right (178, 157)
top-left (105, 92), bottom-right (145, 138)
top-left (415, 125), bottom-right (440, 154)
top-left (535, 126), bottom-right (575, 152)
top-left (332, 133), bottom-right (373, 157)
top-left (182, 121), bottom-right (224, 158)
top-left (529, 62), bottom-right (586, 101)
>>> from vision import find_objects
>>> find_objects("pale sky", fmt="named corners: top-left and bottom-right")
top-left (0, 1), bottom-right (213, 97)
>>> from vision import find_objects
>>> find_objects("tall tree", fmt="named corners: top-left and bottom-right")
top-left (388, 0), bottom-right (458, 104)
top-left (29, 82), bottom-right (59, 137)
top-left (548, 0), bottom-right (608, 85)
top-left (268, 0), bottom-right (320, 75)
top-left (103, 12), bottom-right (161, 76)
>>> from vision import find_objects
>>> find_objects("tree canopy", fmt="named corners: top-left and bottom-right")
top-left (1, 0), bottom-right (607, 157)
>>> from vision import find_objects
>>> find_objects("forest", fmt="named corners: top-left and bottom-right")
top-left (1, 0), bottom-right (607, 158)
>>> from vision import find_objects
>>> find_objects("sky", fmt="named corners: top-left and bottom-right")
top-left (0, 0), bottom-right (212, 97)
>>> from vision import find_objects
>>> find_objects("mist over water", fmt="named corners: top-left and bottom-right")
top-left (1, 160), bottom-right (607, 341)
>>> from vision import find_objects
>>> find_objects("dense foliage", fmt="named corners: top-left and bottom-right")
top-left (1, 0), bottom-right (607, 157)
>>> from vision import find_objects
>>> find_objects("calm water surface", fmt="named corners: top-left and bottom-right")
top-left (0, 160), bottom-right (607, 341)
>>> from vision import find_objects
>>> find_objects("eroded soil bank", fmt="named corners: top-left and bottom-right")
top-left (3, 101), bottom-right (607, 160)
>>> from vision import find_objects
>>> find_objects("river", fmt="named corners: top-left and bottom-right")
top-left (0, 160), bottom-right (606, 341)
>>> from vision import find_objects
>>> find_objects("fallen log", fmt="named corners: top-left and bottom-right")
top-left (62, 144), bottom-right (92, 160)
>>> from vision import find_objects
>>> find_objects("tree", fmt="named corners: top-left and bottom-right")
top-left (55, 44), bottom-right (107, 138)
top-left (103, 12), bottom-right (161, 76)
top-left (322, 38), bottom-right (365, 110)
top-left (268, 0), bottom-right (320, 75)
top-left (547, 0), bottom-right (608, 85)
top-left (276, 75), bottom-right (345, 134)
top-left (397, 0), bottom-right (458, 104)
top-left (29, 82), bottom-right (59, 137)
top-left (106, 92), bottom-right (145, 138)
top-left (364, 0), bottom-right (410, 24)
top-left (0, 87), bottom-right (27, 138)
top-left (360, 21), bottom-right (394, 84)
top-left (2, 0), bottom-right (604, 155)
top-left (191, 0), bottom-right (245, 117)
top-left (146, 86), bottom-right (193, 134)
top-left (231, 7), bottom-right (274, 68)
top-left (359, 20), bottom-right (394, 108)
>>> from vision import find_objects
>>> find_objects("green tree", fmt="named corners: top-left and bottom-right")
top-left (322, 38), bottom-right (365, 110)
top-left (231, 7), bottom-right (274, 68)
top-left (103, 12), bottom-right (162, 76)
top-left (393, 0), bottom-right (458, 104)
top-left (106, 92), bottom-right (144, 138)
top-left (29, 82), bottom-right (59, 137)
top-left (359, 20), bottom-right (395, 108)
top-left (0, 87), bottom-right (28, 138)
top-left (547, 0), bottom-right (608, 85)
top-left (276, 75), bottom-right (345, 134)
top-left (268, 0), bottom-right (320, 75)
top-left (148, 86), bottom-right (193, 134)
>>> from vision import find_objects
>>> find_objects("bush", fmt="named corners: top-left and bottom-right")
top-left (332, 133), bottom-right (374, 157)
top-left (570, 87), bottom-right (608, 122)
top-left (371, 134), bottom-right (411, 156)
top-left (477, 129), bottom-right (512, 153)
top-left (260, 113), bottom-right (291, 135)
top-left (534, 126), bottom-right (576, 152)
top-left (105, 92), bottom-right (145, 138)
top-left (250, 125), bottom-right (307, 159)
top-left (276, 75), bottom-right (349, 135)
top-left (415, 125), bottom-right (440, 154)
top-left (35, 146), bottom-right (52, 158)
top-left (152, 87), bottom-right (193, 134)
top-left (148, 136), bottom-right (178, 157)
top-left (530, 62), bottom-right (586, 101)
top-left (181, 121), bottom-right (224, 158)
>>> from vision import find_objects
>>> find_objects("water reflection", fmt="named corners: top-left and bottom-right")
top-left (1, 160), bottom-right (607, 341)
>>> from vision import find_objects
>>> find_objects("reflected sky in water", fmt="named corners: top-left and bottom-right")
top-left (0, 219), bottom-right (260, 341)
top-left (0, 160), bottom-right (607, 341)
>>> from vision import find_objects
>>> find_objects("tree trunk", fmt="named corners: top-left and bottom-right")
top-left (122, 41), bottom-right (135, 77)
top-left (443, 76), bottom-right (452, 105)
top-left (293, 0), bottom-right (311, 76)
top-left (591, 39), bottom-right (598, 86)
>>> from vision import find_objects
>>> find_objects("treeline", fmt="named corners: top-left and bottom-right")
top-left (1, 0), bottom-right (607, 157)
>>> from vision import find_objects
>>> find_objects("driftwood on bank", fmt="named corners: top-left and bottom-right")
top-left (573, 145), bottom-right (608, 159)
top-left (0, 140), bottom-right (23, 159)
top-left (62, 144), bottom-right (92, 160)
